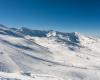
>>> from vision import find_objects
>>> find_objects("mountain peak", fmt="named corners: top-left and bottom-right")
top-left (47, 30), bottom-right (57, 37)
top-left (73, 32), bottom-right (80, 36)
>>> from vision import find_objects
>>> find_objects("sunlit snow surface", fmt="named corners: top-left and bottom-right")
top-left (0, 26), bottom-right (100, 80)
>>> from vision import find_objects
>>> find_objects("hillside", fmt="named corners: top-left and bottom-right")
top-left (0, 25), bottom-right (100, 80)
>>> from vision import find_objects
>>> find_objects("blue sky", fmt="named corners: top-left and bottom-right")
top-left (0, 0), bottom-right (100, 36)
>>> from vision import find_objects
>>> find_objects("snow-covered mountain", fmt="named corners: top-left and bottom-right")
top-left (0, 24), bottom-right (100, 80)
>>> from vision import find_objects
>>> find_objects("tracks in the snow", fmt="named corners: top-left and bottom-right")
top-left (24, 52), bottom-right (100, 71)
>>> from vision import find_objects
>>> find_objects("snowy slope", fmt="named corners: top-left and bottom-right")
top-left (0, 25), bottom-right (100, 80)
